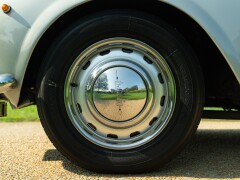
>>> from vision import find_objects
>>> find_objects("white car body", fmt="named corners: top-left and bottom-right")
top-left (0, 0), bottom-right (240, 106)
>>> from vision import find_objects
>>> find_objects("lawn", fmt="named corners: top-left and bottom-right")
top-left (0, 102), bottom-right (223, 122)
top-left (94, 91), bottom-right (148, 100)
top-left (0, 103), bottom-right (39, 122)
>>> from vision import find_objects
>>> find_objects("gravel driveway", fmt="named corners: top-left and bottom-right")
top-left (94, 99), bottom-right (147, 121)
top-left (1, 120), bottom-right (240, 179)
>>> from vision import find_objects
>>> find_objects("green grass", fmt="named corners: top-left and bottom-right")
top-left (94, 91), bottom-right (147, 100)
top-left (122, 92), bottom-right (147, 100)
top-left (204, 107), bottom-right (224, 111)
top-left (94, 93), bottom-right (119, 100)
top-left (0, 103), bottom-right (39, 122)
top-left (0, 101), bottom-right (225, 122)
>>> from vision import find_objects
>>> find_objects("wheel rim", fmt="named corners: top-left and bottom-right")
top-left (64, 38), bottom-right (176, 150)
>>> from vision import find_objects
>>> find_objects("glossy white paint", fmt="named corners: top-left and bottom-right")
top-left (164, 0), bottom-right (240, 83)
top-left (0, 0), bottom-right (89, 106)
top-left (0, 0), bottom-right (239, 107)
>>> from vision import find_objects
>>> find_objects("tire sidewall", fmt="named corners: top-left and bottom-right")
top-left (37, 11), bottom-right (203, 173)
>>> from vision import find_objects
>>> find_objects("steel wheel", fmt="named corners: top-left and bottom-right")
top-left (64, 38), bottom-right (176, 150)
top-left (36, 11), bottom-right (204, 173)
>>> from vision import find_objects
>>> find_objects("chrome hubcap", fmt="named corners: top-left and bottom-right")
top-left (64, 38), bottom-right (176, 150)
top-left (92, 67), bottom-right (147, 121)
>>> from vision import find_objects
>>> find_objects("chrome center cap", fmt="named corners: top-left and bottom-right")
top-left (92, 67), bottom-right (147, 121)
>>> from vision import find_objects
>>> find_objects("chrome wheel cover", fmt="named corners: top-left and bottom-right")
top-left (64, 38), bottom-right (176, 150)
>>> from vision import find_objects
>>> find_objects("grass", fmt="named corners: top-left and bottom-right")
top-left (94, 91), bottom-right (148, 100)
top-left (0, 103), bottom-right (39, 122)
top-left (204, 107), bottom-right (224, 111)
top-left (0, 101), bottom-right (225, 122)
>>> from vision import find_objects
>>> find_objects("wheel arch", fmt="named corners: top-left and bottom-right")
top-left (19, 0), bottom-right (239, 108)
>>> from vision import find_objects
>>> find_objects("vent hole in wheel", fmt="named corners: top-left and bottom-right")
top-left (130, 131), bottom-right (141, 138)
top-left (107, 134), bottom-right (118, 139)
top-left (70, 83), bottom-right (78, 87)
top-left (99, 50), bottom-right (110, 56)
top-left (82, 61), bottom-right (91, 70)
top-left (76, 103), bottom-right (82, 113)
top-left (122, 48), bottom-right (133, 53)
top-left (160, 96), bottom-right (165, 106)
top-left (87, 123), bottom-right (97, 131)
top-left (158, 73), bottom-right (164, 84)
top-left (149, 117), bottom-right (158, 126)
top-left (143, 56), bottom-right (153, 64)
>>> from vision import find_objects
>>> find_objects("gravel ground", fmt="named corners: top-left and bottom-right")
top-left (94, 99), bottom-right (147, 121)
top-left (1, 119), bottom-right (240, 179)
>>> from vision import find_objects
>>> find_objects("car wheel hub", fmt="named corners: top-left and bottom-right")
top-left (64, 38), bottom-right (176, 150)
top-left (92, 66), bottom-right (147, 122)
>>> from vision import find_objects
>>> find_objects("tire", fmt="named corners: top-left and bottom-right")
top-left (36, 10), bottom-right (204, 173)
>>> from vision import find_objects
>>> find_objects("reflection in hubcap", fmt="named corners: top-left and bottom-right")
top-left (93, 67), bottom-right (147, 121)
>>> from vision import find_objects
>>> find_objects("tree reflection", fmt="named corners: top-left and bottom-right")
top-left (94, 73), bottom-right (109, 91)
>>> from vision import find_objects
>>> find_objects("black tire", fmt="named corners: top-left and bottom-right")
top-left (36, 10), bottom-right (204, 173)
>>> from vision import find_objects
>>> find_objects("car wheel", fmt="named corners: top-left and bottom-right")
top-left (36, 10), bottom-right (204, 173)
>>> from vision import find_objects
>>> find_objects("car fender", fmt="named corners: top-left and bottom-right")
top-left (164, 0), bottom-right (240, 82)
top-left (0, 0), bottom-right (89, 106)
top-left (0, 0), bottom-right (239, 107)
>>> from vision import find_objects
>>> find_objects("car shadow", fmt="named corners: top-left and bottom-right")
top-left (43, 129), bottom-right (240, 178)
